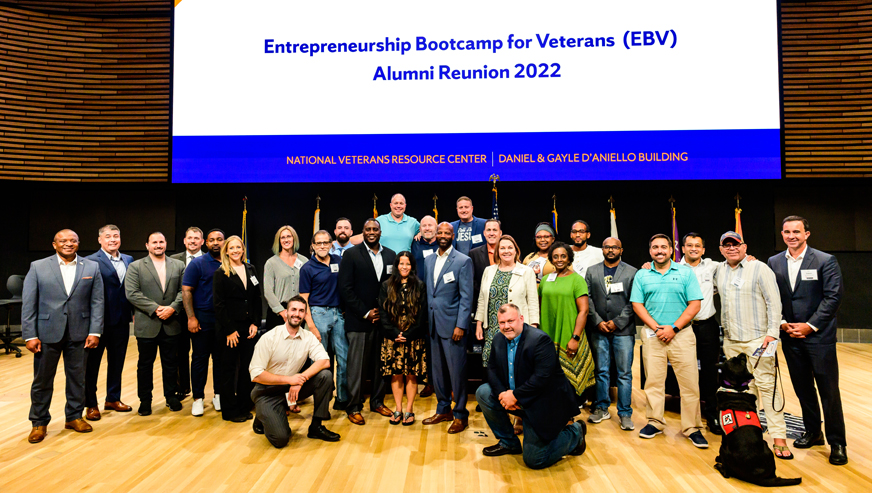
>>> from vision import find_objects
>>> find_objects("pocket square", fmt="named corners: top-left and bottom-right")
top-left (82, 276), bottom-right (93, 279)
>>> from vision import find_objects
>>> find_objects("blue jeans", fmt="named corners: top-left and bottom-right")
top-left (589, 330), bottom-right (635, 417)
top-left (310, 306), bottom-right (349, 403)
top-left (476, 383), bottom-right (582, 469)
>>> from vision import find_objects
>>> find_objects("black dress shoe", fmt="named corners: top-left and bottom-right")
top-left (332, 400), bottom-right (348, 411)
top-left (228, 415), bottom-right (248, 423)
top-left (829, 444), bottom-right (848, 465)
top-left (483, 443), bottom-right (522, 457)
top-left (793, 431), bottom-right (825, 449)
top-left (307, 425), bottom-right (340, 442)
top-left (138, 402), bottom-right (152, 416)
top-left (166, 397), bottom-right (182, 412)
top-left (569, 421), bottom-right (587, 456)
top-left (176, 391), bottom-right (189, 401)
top-left (253, 419), bottom-right (264, 435)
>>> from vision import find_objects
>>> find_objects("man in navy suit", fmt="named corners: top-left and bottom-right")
top-left (422, 222), bottom-right (473, 433)
top-left (22, 229), bottom-right (104, 443)
top-left (84, 224), bottom-right (134, 420)
top-left (476, 303), bottom-right (586, 469)
top-left (767, 215), bottom-right (847, 465)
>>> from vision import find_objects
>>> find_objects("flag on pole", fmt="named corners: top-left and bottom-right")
top-left (608, 196), bottom-right (618, 238)
top-left (432, 195), bottom-right (438, 222)
top-left (372, 194), bottom-right (378, 218)
top-left (490, 174), bottom-right (500, 220)
top-left (313, 196), bottom-right (321, 235)
top-left (670, 197), bottom-right (682, 262)
top-left (241, 196), bottom-right (250, 263)
top-left (551, 195), bottom-right (558, 235)
top-left (734, 193), bottom-right (743, 240)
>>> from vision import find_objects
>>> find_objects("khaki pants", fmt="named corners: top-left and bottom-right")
top-left (642, 327), bottom-right (702, 436)
top-left (724, 337), bottom-right (786, 439)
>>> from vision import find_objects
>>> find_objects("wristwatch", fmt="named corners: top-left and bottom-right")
top-left (671, 324), bottom-right (680, 332)
top-left (571, 334), bottom-right (581, 342)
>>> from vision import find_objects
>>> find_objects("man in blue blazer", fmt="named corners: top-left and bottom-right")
top-left (767, 215), bottom-right (847, 465)
top-left (422, 222), bottom-right (473, 433)
top-left (449, 196), bottom-right (488, 255)
top-left (476, 303), bottom-right (585, 468)
top-left (22, 229), bottom-right (104, 443)
top-left (84, 224), bottom-right (134, 420)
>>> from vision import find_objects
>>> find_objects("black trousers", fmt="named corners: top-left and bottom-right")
top-left (84, 320), bottom-right (129, 407)
top-left (251, 369), bottom-right (334, 448)
top-left (216, 332), bottom-right (255, 420)
top-left (136, 328), bottom-right (180, 402)
top-left (782, 340), bottom-right (846, 446)
top-left (346, 330), bottom-right (387, 413)
top-left (692, 317), bottom-right (721, 420)
top-left (30, 328), bottom-right (86, 425)
top-left (176, 328), bottom-right (191, 393)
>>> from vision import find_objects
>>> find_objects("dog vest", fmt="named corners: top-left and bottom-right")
top-left (720, 409), bottom-right (762, 435)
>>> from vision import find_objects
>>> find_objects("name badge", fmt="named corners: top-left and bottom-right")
top-left (763, 340), bottom-right (778, 357)
top-left (423, 249), bottom-right (435, 258)
top-left (731, 277), bottom-right (745, 288)
top-left (609, 282), bottom-right (624, 293)
top-left (703, 272), bottom-right (713, 283)
top-left (801, 269), bottom-right (818, 281)
top-left (443, 271), bottom-right (455, 283)
top-left (471, 234), bottom-right (483, 244)
top-left (330, 264), bottom-right (339, 273)
top-left (293, 258), bottom-right (303, 269)
top-left (250, 276), bottom-right (259, 286)
top-left (645, 328), bottom-right (657, 339)
top-left (386, 265), bottom-right (393, 275)
top-left (545, 273), bottom-right (557, 282)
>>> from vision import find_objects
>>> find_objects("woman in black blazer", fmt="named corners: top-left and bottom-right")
top-left (378, 252), bottom-right (427, 426)
top-left (213, 235), bottom-right (262, 422)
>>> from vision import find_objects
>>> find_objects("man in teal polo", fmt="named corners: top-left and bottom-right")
top-left (630, 234), bottom-right (708, 449)
top-left (376, 194), bottom-right (420, 253)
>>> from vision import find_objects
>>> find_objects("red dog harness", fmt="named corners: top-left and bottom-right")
top-left (720, 409), bottom-right (762, 435)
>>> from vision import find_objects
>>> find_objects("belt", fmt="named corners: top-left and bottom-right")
top-left (691, 317), bottom-right (713, 324)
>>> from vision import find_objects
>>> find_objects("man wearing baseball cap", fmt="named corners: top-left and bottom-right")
top-left (713, 231), bottom-right (791, 459)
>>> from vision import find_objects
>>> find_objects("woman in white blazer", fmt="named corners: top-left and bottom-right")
top-left (475, 235), bottom-right (539, 367)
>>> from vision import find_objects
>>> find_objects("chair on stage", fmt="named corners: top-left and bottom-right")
top-left (0, 275), bottom-right (24, 358)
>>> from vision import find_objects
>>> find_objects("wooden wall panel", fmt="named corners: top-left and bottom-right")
top-left (0, 1), bottom-right (870, 182)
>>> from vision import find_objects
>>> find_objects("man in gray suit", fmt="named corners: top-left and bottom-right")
top-left (422, 222), bottom-right (473, 434)
top-left (22, 229), bottom-right (104, 444)
top-left (584, 237), bottom-right (637, 431)
top-left (125, 232), bottom-right (186, 416)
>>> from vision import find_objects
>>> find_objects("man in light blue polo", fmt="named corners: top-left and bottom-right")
top-left (630, 233), bottom-right (707, 449)
top-left (376, 194), bottom-right (420, 253)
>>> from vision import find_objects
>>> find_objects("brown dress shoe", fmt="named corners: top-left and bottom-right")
top-left (448, 418), bottom-right (468, 434)
top-left (28, 426), bottom-right (47, 444)
top-left (104, 401), bottom-right (132, 412)
top-left (65, 418), bottom-right (93, 433)
top-left (85, 407), bottom-right (101, 421)
top-left (422, 412), bottom-right (452, 425)
top-left (372, 405), bottom-right (393, 417)
top-left (419, 384), bottom-right (435, 398)
top-left (347, 412), bottom-right (366, 425)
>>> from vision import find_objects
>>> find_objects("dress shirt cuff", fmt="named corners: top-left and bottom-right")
top-left (25, 337), bottom-right (37, 342)
top-left (250, 368), bottom-right (264, 381)
top-left (89, 333), bottom-right (101, 337)
top-left (780, 319), bottom-right (787, 327)
top-left (808, 323), bottom-right (819, 332)
top-left (767, 326), bottom-right (781, 339)
top-left (364, 310), bottom-right (371, 319)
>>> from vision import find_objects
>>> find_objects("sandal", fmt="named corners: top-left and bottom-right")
top-left (390, 411), bottom-right (402, 425)
top-left (773, 445), bottom-right (794, 460)
top-left (403, 412), bottom-right (415, 426)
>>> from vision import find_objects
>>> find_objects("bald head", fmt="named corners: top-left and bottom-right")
top-left (602, 237), bottom-right (623, 264)
top-left (420, 215), bottom-right (437, 240)
top-left (53, 229), bottom-right (80, 261)
top-left (436, 222), bottom-right (454, 251)
top-left (389, 194), bottom-right (407, 219)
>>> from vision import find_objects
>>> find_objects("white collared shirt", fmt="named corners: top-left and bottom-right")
top-left (186, 250), bottom-right (203, 266)
top-left (433, 246), bottom-right (452, 285)
top-left (249, 325), bottom-right (329, 381)
top-left (571, 245), bottom-right (604, 278)
top-left (367, 244), bottom-right (384, 278)
top-left (679, 257), bottom-right (717, 321)
top-left (57, 254), bottom-right (79, 295)
top-left (785, 245), bottom-right (807, 292)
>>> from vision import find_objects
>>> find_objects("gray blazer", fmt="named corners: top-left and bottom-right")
top-left (22, 255), bottom-right (105, 343)
top-left (125, 255), bottom-right (186, 338)
top-left (585, 261), bottom-right (638, 336)
top-left (425, 248), bottom-right (474, 338)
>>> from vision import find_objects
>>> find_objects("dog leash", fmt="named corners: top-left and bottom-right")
top-left (752, 343), bottom-right (786, 413)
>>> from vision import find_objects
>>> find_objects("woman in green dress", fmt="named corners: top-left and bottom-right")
top-left (537, 242), bottom-right (595, 398)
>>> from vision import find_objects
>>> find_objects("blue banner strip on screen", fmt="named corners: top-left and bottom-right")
top-left (171, 128), bottom-right (780, 183)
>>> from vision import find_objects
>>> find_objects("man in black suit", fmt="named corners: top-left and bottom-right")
top-left (468, 219), bottom-right (501, 324)
top-left (767, 215), bottom-right (847, 465)
top-left (338, 218), bottom-right (396, 425)
top-left (84, 224), bottom-right (134, 420)
top-left (476, 303), bottom-right (586, 469)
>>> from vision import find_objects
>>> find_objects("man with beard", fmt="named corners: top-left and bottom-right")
top-left (300, 230), bottom-right (349, 410)
top-left (569, 220), bottom-right (604, 279)
top-left (182, 229), bottom-right (225, 416)
top-left (469, 219), bottom-right (502, 317)
top-left (410, 215), bottom-right (439, 398)
top-left (422, 222), bottom-right (473, 433)
top-left (170, 226), bottom-right (204, 400)
top-left (584, 238), bottom-right (637, 430)
top-left (250, 295), bottom-right (339, 447)
top-left (338, 219), bottom-right (396, 424)
top-left (450, 196), bottom-right (488, 255)
top-left (330, 218), bottom-right (355, 257)
top-left (124, 232), bottom-right (185, 415)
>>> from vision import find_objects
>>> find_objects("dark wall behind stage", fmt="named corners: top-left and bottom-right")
top-left (2, 179), bottom-right (871, 332)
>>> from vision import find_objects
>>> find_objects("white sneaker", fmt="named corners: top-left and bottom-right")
top-left (192, 398), bottom-right (204, 416)
top-left (212, 395), bottom-right (221, 412)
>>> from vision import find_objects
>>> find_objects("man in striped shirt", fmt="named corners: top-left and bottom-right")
top-left (714, 231), bottom-right (790, 459)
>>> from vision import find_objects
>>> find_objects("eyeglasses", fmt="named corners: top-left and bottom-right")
top-left (313, 241), bottom-right (331, 246)
top-left (570, 229), bottom-right (588, 234)
top-left (535, 235), bottom-right (553, 240)
top-left (721, 243), bottom-right (744, 250)
top-left (602, 246), bottom-right (622, 251)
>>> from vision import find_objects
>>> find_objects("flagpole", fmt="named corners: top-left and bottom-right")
top-left (432, 195), bottom-right (438, 222)
top-left (313, 195), bottom-right (321, 235)
top-left (372, 194), bottom-right (378, 218)
top-left (669, 195), bottom-right (681, 262)
top-left (489, 174), bottom-right (500, 220)
top-left (608, 195), bottom-right (618, 239)
top-left (241, 196), bottom-right (249, 263)
top-left (552, 194), bottom-right (558, 235)
top-left (734, 193), bottom-right (743, 240)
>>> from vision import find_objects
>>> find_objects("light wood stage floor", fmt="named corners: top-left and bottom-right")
top-left (1, 340), bottom-right (870, 493)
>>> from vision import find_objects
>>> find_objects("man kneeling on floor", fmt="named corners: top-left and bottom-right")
top-left (476, 303), bottom-right (587, 469)
top-left (249, 295), bottom-right (339, 447)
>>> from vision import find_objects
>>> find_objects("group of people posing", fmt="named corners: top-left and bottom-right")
top-left (20, 194), bottom-right (847, 469)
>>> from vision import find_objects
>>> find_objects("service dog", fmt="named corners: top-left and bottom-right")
top-left (714, 353), bottom-right (801, 487)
